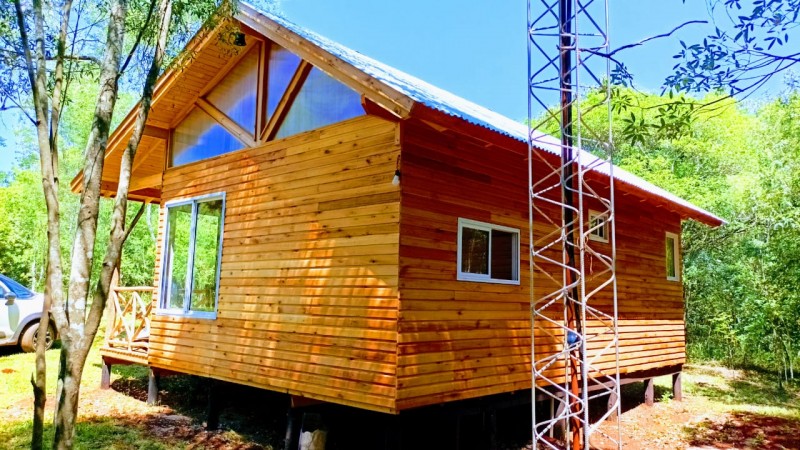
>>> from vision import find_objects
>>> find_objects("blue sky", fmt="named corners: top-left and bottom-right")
top-left (280, 0), bottom-right (711, 120)
top-left (0, 1), bottom-right (780, 172)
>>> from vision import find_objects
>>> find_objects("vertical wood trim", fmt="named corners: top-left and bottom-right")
top-left (165, 127), bottom-right (172, 171)
top-left (256, 42), bottom-right (269, 144)
top-left (261, 60), bottom-right (311, 141)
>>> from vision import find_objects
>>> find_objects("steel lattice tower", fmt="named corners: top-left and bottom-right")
top-left (527, 0), bottom-right (621, 449)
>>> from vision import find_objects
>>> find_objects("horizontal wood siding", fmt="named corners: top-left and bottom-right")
top-left (148, 115), bottom-right (402, 413)
top-left (396, 119), bottom-right (686, 410)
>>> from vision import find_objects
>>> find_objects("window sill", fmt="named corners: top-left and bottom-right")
top-left (155, 309), bottom-right (217, 320)
top-left (457, 274), bottom-right (520, 286)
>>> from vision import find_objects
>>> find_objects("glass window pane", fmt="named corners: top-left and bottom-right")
top-left (590, 213), bottom-right (607, 240)
top-left (0, 274), bottom-right (34, 299)
top-left (491, 230), bottom-right (515, 280)
top-left (461, 227), bottom-right (489, 275)
top-left (189, 200), bottom-right (223, 313)
top-left (666, 236), bottom-right (676, 278)
top-left (275, 67), bottom-right (364, 140)
top-left (267, 43), bottom-right (301, 119)
top-left (165, 204), bottom-right (193, 310)
top-left (206, 46), bottom-right (259, 134)
top-left (172, 108), bottom-right (244, 167)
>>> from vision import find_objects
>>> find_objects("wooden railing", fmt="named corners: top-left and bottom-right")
top-left (105, 286), bottom-right (155, 353)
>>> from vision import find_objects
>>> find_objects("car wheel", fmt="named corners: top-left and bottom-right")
top-left (20, 322), bottom-right (56, 353)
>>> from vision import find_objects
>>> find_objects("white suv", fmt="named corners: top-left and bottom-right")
top-left (0, 274), bottom-right (56, 352)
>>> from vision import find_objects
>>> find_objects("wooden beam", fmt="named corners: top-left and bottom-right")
top-left (644, 378), bottom-right (654, 406)
top-left (147, 119), bottom-right (171, 129)
top-left (100, 360), bottom-right (112, 390)
top-left (607, 389), bottom-right (618, 419)
top-left (98, 181), bottom-right (161, 203)
top-left (129, 172), bottom-right (164, 192)
top-left (672, 372), bottom-right (682, 401)
top-left (147, 368), bottom-right (160, 406)
top-left (206, 379), bottom-right (223, 430)
top-left (143, 125), bottom-right (169, 140)
top-left (196, 98), bottom-right (257, 147)
top-left (261, 60), bottom-right (311, 141)
top-left (236, 5), bottom-right (414, 119)
top-left (361, 96), bottom-right (402, 122)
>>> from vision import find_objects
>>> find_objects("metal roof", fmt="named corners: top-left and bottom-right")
top-left (243, 4), bottom-right (725, 226)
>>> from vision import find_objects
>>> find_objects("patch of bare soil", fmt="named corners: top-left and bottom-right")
top-left (684, 412), bottom-right (800, 450)
top-left (589, 366), bottom-right (800, 450)
top-left (592, 395), bottom-right (703, 449)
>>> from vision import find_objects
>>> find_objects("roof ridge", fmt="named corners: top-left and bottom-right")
top-left (240, 2), bottom-right (725, 226)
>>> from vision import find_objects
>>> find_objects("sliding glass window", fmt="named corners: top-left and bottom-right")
top-left (160, 193), bottom-right (225, 318)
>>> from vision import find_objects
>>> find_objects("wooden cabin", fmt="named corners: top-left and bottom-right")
top-left (72, 3), bottom-right (723, 416)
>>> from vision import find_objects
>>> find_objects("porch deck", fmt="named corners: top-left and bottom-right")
top-left (101, 285), bottom-right (153, 367)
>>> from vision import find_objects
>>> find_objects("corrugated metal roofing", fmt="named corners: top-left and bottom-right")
top-left (244, 4), bottom-right (725, 226)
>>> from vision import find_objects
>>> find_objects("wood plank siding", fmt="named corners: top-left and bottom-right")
top-left (395, 118), bottom-right (685, 410)
top-left (147, 115), bottom-right (403, 413)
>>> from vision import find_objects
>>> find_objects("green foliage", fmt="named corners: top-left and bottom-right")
top-left (573, 87), bottom-right (800, 377)
top-left (0, 82), bottom-right (156, 289)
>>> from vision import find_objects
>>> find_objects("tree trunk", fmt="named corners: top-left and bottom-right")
top-left (49, 0), bottom-right (127, 445)
top-left (50, 0), bottom-right (173, 445)
top-left (31, 0), bottom-right (73, 445)
top-left (52, 342), bottom-right (89, 450)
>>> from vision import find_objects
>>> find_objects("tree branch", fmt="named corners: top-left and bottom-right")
top-left (123, 202), bottom-right (147, 243)
top-left (590, 20), bottom-right (708, 58)
top-left (119, 0), bottom-right (158, 77)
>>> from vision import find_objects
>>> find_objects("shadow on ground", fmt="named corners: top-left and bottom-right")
top-left (684, 411), bottom-right (800, 450)
top-left (97, 364), bottom-right (285, 447)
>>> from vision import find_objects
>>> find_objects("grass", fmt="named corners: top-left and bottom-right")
top-left (0, 339), bottom-right (280, 449)
top-left (684, 364), bottom-right (800, 419)
top-left (0, 341), bottom-right (219, 450)
top-left (1, 417), bottom-right (178, 450)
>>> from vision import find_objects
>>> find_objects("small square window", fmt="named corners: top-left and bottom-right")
top-left (159, 193), bottom-right (226, 318)
top-left (588, 210), bottom-right (609, 243)
top-left (665, 232), bottom-right (680, 281)
top-left (457, 218), bottom-right (520, 285)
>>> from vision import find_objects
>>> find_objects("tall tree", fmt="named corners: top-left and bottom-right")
top-left (1, 0), bottom-right (240, 447)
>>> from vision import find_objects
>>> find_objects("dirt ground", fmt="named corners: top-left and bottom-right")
top-left (3, 361), bottom-right (799, 449)
top-left (591, 365), bottom-right (800, 450)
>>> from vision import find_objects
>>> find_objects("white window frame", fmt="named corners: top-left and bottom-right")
top-left (158, 192), bottom-right (226, 319)
top-left (665, 231), bottom-right (681, 282)
top-left (588, 210), bottom-right (609, 243)
top-left (457, 218), bottom-right (520, 285)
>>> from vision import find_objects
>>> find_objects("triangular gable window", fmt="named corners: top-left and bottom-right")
top-left (274, 67), bottom-right (364, 140)
top-left (206, 46), bottom-right (260, 134)
top-left (172, 108), bottom-right (244, 166)
top-left (170, 39), bottom-right (365, 168)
